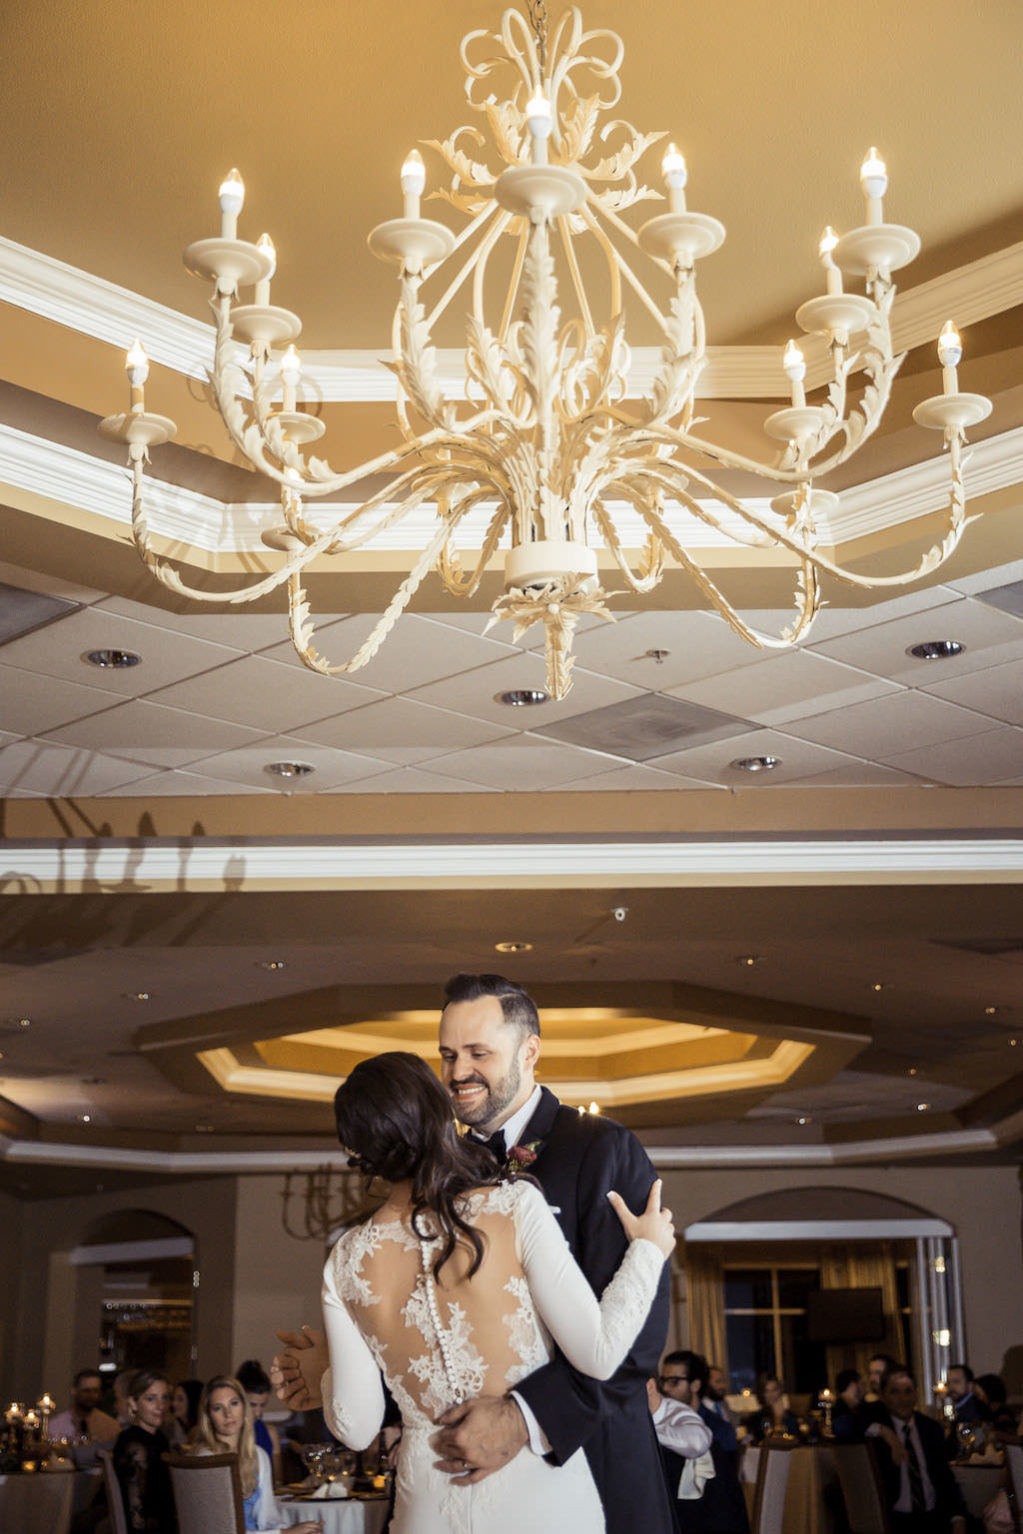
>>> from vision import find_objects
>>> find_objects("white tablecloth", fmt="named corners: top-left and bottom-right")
top-left (277, 1493), bottom-right (389, 1533)
top-left (0, 1470), bottom-right (80, 1534)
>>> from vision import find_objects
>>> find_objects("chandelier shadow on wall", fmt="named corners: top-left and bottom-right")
top-left (101, 4), bottom-right (992, 699)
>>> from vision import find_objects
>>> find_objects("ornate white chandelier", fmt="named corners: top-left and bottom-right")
top-left (100, 3), bottom-right (992, 699)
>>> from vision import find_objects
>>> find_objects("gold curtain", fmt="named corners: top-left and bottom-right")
top-left (684, 1244), bottom-right (728, 1369)
top-left (820, 1242), bottom-right (905, 1383)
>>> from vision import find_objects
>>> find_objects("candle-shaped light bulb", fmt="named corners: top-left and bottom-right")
top-left (783, 338), bottom-right (806, 408)
top-left (218, 168), bottom-right (245, 240)
top-left (661, 142), bottom-right (688, 213)
top-left (525, 91), bottom-right (553, 165)
top-left (400, 149), bottom-right (426, 218)
top-left (254, 233), bottom-right (276, 307)
top-left (126, 340), bottom-right (149, 414)
top-left (280, 344), bottom-right (302, 412)
top-left (819, 226), bottom-right (843, 296)
top-left (860, 148), bottom-right (887, 224)
top-left (938, 320), bottom-right (962, 393)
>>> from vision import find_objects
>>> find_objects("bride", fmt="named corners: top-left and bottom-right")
top-left (306, 1050), bottom-right (674, 1534)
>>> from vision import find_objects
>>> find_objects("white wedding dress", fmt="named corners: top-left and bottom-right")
top-left (321, 1177), bottom-right (664, 1534)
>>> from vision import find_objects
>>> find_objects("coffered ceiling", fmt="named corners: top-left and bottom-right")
top-left (1, 0), bottom-right (1023, 1192)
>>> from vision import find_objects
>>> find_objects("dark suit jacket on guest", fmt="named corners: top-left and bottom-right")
top-left (871, 1409), bottom-right (965, 1531)
top-left (510, 1086), bottom-right (675, 1534)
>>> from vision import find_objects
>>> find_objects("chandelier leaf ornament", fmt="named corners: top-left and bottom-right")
top-left (100, 5), bottom-right (992, 700)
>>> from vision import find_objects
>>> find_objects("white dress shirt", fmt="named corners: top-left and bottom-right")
top-left (893, 1415), bottom-right (936, 1514)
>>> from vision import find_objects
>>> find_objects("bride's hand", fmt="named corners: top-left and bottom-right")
top-left (607, 1179), bottom-right (675, 1257)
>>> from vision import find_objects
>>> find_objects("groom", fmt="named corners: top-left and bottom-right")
top-left (274, 972), bottom-right (675, 1534)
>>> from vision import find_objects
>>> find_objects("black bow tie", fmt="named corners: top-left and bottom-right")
top-left (472, 1131), bottom-right (507, 1160)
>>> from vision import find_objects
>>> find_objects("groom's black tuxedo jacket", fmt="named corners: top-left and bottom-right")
top-left (512, 1086), bottom-right (675, 1534)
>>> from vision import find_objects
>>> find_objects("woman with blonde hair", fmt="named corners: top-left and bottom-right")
top-left (194, 1376), bottom-right (319, 1534)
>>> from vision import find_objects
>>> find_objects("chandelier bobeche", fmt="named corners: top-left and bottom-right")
top-left (100, 4), bottom-right (992, 700)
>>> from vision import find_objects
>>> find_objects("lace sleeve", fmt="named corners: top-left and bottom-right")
top-left (513, 1180), bottom-right (666, 1381)
top-left (321, 1243), bottom-right (387, 1450)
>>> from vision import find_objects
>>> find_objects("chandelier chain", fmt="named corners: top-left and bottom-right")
top-left (528, 0), bottom-right (549, 70)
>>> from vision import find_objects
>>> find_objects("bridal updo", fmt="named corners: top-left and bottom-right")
top-left (334, 1051), bottom-right (499, 1279)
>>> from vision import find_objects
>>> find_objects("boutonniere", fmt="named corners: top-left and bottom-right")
top-left (506, 1138), bottom-right (543, 1174)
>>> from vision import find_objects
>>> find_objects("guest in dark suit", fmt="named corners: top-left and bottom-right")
top-left (271, 972), bottom-right (676, 1534)
top-left (832, 1368), bottom-right (869, 1441)
top-left (946, 1364), bottom-right (987, 1426)
top-left (867, 1365), bottom-right (966, 1534)
top-left (657, 1351), bottom-right (750, 1534)
top-left (745, 1374), bottom-right (799, 1441)
top-left (432, 973), bottom-right (676, 1534)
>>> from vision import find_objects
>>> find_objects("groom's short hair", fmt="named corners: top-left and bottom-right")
top-left (442, 973), bottom-right (541, 1038)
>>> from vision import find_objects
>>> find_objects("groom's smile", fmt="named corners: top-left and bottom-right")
top-left (439, 991), bottom-right (540, 1132)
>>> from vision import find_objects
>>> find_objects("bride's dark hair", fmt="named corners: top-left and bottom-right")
top-left (334, 1051), bottom-right (500, 1280)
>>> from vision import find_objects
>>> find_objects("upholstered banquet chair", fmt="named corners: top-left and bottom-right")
top-left (751, 1438), bottom-right (795, 1534)
top-left (165, 1451), bottom-right (245, 1534)
top-left (96, 1446), bottom-right (129, 1534)
top-left (1003, 1438), bottom-right (1023, 1519)
top-left (832, 1441), bottom-right (892, 1534)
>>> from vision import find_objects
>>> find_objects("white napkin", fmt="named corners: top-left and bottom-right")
top-left (677, 1451), bottom-right (716, 1500)
top-left (310, 1482), bottom-right (349, 1499)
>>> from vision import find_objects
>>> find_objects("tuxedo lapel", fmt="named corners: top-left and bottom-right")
top-left (519, 1083), bottom-right (562, 1145)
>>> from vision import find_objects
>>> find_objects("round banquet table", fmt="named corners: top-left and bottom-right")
top-left (0, 1468), bottom-right (99, 1534)
top-left (277, 1492), bottom-right (390, 1533)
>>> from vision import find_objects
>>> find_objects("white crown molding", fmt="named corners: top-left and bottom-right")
top-left (683, 1218), bottom-right (954, 1239)
top-left (4, 838), bottom-right (1023, 892)
top-left (2, 234), bottom-right (1021, 401)
top-left (3, 416), bottom-right (1021, 558)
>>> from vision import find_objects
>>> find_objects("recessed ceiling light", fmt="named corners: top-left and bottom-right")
top-left (1009, 1038), bottom-right (1020, 1048)
top-left (730, 755), bottom-right (780, 773)
top-left (78, 1113), bottom-right (92, 1124)
top-left (260, 959), bottom-right (287, 971)
top-left (907, 1067), bottom-right (919, 1077)
top-left (916, 1102), bottom-right (930, 1112)
top-left (265, 761), bottom-right (315, 779)
top-left (16, 1018), bottom-right (31, 1029)
top-left (871, 982), bottom-right (891, 993)
top-left (495, 941), bottom-right (533, 953)
top-left (984, 1005), bottom-right (1003, 1017)
top-left (497, 689), bottom-right (550, 707)
top-left (125, 991), bottom-right (151, 1002)
top-left (906, 639), bottom-right (965, 661)
top-left (85, 648), bottom-right (141, 669)
top-left (795, 1115), bottom-right (812, 1126)
top-left (738, 954), bottom-right (762, 967)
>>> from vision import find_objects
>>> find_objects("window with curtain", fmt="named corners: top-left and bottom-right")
top-left (722, 1264), bottom-right (826, 1394)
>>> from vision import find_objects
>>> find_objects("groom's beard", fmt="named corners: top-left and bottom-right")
top-left (449, 1060), bottom-right (522, 1130)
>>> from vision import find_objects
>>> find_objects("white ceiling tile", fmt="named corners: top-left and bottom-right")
top-left (782, 760), bottom-right (929, 787)
top-left (420, 736), bottom-right (623, 790)
top-left (407, 653), bottom-right (644, 727)
top-left (41, 698), bottom-right (272, 765)
top-left (555, 762), bottom-right (724, 791)
top-left (93, 770), bottom-right (277, 796)
top-left (945, 559), bottom-right (1023, 598)
top-left (260, 612), bottom-right (514, 692)
top-left (808, 597), bottom-right (1023, 683)
top-left (0, 606), bottom-right (243, 694)
top-left (565, 609), bottom-right (777, 688)
top-left (779, 689), bottom-right (993, 757)
top-left (0, 559), bottom-right (108, 607)
top-left (883, 728), bottom-right (1023, 786)
top-left (800, 585), bottom-right (963, 642)
top-left (667, 649), bottom-right (900, 726)
top-left (145, 653), bottom-right (386, 731)
top-left (0, 741), bottom-right (159, 796)
top-left (95, 594), bottom-right (332, 654)
top-left (920, 657), bottom-right (1023, 727)
top-left (291, 695), bottom-right (515, 762)
top-left (184, 736), bottom-right (393, 791)
top-left (1, 663), bottom-right (124, 735)
top-left (648, 728), bottom-right (871, 786)
top-left (327, 766), bottom-right (495, 793)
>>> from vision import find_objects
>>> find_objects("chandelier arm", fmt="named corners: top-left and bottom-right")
top-left (586, 193), bottom-right (673, 280)
top-left (472, 206), bottom-right (518, 326)
top-left (578, 203), bottom-right (670, 332)
top-left (556, 215), bottom-right (596, 340)
top-left (422, 201), bottom-right (509, 335)
top-left (287, 507), bottom-right (472, 677)
top-left (591, 499), bottom-right (665, 593)
top-left (437, 492), bottom-right (513, 597)
top-left (602, 465), bottom-right (787, 552)
top-left (499, 223), bottom-right (531, 341)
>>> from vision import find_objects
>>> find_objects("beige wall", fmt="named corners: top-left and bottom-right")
top-left (658, 1164), bottom-right (1023, 1385)
top-left (231, 1174), bottom-right (329, 1373)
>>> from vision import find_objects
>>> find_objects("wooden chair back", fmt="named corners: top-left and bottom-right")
top-left (751, 1439), bottom-right (795, 1534)
top-left (95, 1447), bottom-right (129, 1534)
top-left (832, 1440), bottom-right (892, 1534)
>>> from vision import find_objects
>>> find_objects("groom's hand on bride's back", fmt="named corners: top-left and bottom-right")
top-left (271, 1325), bottom-right (328, 1410)
top-left (433, 1396), bottom-right (529, 1483)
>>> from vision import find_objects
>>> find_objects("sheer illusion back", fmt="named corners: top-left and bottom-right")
top-left (329, 1181), bottom-right (549, 1429)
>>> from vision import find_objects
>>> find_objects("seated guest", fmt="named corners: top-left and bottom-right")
top-left (947, 1363), bottom-right (987, 1425)
top-left (832, 1369), bottom-right (868, 1440)
top-left (49, 1368), bottom-right (121, 1447)
top-left (193, 1375), bottom-right (320, 1534)
top-left (112, 1370), bottom-right (176, 1534)
top-left (659, 1351), bottom-right (750, 1534)
top-left (974, 1374), bottom-right (1018, 1436)
top-left (167, 1379), bottom-right (203, 1447)
top-left (235, 1360), bottom-right (282, 1480)
top-left (702, 1364), bottom-right (740, 1442)
top-left (866, 1353), bottom-right (899, 1402)
top-left (647, 1370), bottom-right (713, 1502)
top-left (867, 1364), bottom-right (966, 1534)
top-left (746, 1373), bottom-right (799, 1441)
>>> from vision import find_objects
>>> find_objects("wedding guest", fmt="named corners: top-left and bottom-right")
top-left (167, 1379), bottom-right (202, 1447)
top-left (866, 1353), bottom-right (898, 1402)
top-left (235, 1360), bottom-right (283, 1479)
top-left (947, 1364), bottom-right (987, 1425)
top-left (112, 1370), bottom-right (176, 1534)
top-left (746, 1374), bottom-right (799, 1441)
top-left (832, 1369), bottom-right (869, 1440)
top-left (974, 1374), bottom-right (1018, 1435)
top-left (658, 1350), bottom-right (750, 1534)
top-left (646, 1370), bottom-right (713, 1533)
top-left (48, 1368), bottom-right (120, 1445)
top-left (703, 1365), bottom-right (739, 1437)
top-left (193, 1376), bottom-right (319, 1534)
top-left (867, 1365), bottom-right (966, 1534)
